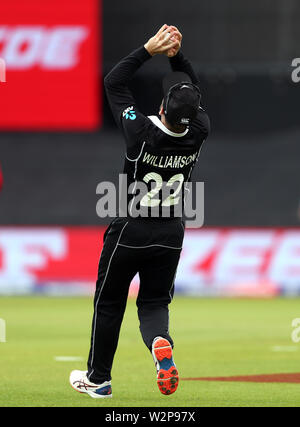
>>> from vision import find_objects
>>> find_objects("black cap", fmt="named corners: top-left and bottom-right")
top-left (162, 72), bottom-right (201, 126)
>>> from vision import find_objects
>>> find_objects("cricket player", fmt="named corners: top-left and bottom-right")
top-left (70, 25), bottom-right (210, 398)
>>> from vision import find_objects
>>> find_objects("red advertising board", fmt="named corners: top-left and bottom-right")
top-left (0, 227), bottom-right (300, 296)
top-left (0, 0), bottom-right (101, 130)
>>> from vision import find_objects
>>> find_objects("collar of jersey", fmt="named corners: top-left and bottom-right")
top-left (148, 115), bottom-right (189, 138)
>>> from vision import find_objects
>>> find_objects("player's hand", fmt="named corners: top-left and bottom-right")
top-left (144, 25), bottom-right (180, 57)
top-left (164, 26), bottom-right (182, 58)
top-left (166, 26), bottom-right (182, 57)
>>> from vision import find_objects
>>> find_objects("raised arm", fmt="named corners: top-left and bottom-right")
top-left (104, 46), bottom-right (151, 128)
top-left (169, 51), bottom-right (200, 86)
top-left (166, 27), bottom-right (211, 138)
top-left (104, 25), bottom-right (180, 129)
top-left (166, 26), bottom-right (199, 85)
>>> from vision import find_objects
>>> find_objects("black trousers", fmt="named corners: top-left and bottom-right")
top-left (87, 217), bottom-right (184, 384)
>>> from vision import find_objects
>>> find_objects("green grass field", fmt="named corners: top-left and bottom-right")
top-left (0, 296), bottom-right (300, 407)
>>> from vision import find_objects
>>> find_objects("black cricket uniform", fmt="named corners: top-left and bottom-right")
top-left (87, 46), bottom-right (210, 384)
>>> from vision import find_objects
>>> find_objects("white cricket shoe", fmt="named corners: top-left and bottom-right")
top-left (69, 370), bottom-right (112, 399)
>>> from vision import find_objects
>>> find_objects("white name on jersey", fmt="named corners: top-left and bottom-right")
top-left (142, 151), bottom-right (198, 169)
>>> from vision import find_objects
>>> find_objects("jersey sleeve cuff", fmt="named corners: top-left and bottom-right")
top-left (169, 50), bottom-right (185, 68)
top-left (132, 45), bottom-right (153, 63)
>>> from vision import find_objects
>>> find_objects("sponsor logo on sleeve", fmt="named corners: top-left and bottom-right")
top-left (122, 106), bottom-right (136, 120)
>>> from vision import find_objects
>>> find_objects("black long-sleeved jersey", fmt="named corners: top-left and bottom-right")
top-left (104, 46), bottom-right (210, 219)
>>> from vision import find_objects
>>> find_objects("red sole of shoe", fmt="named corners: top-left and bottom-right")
top-left (153, 338), bottom-right (173, 361)
top-left (153, 339), bottom-right (179, 395)
top-left (157, 367), bottom-right (179, 395)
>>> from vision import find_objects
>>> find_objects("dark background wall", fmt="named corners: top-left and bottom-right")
top-left (103, 0), bottom-right (300, 66)
top-left (0, 0), bottom-right (300, 226)
top-left (102, 0), bottom-right (300, 134)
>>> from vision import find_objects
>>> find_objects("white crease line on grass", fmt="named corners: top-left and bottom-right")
top-left (271, 346), bottom-right (298, 352)
top-left (54, 356), bottom-right (84, 362)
